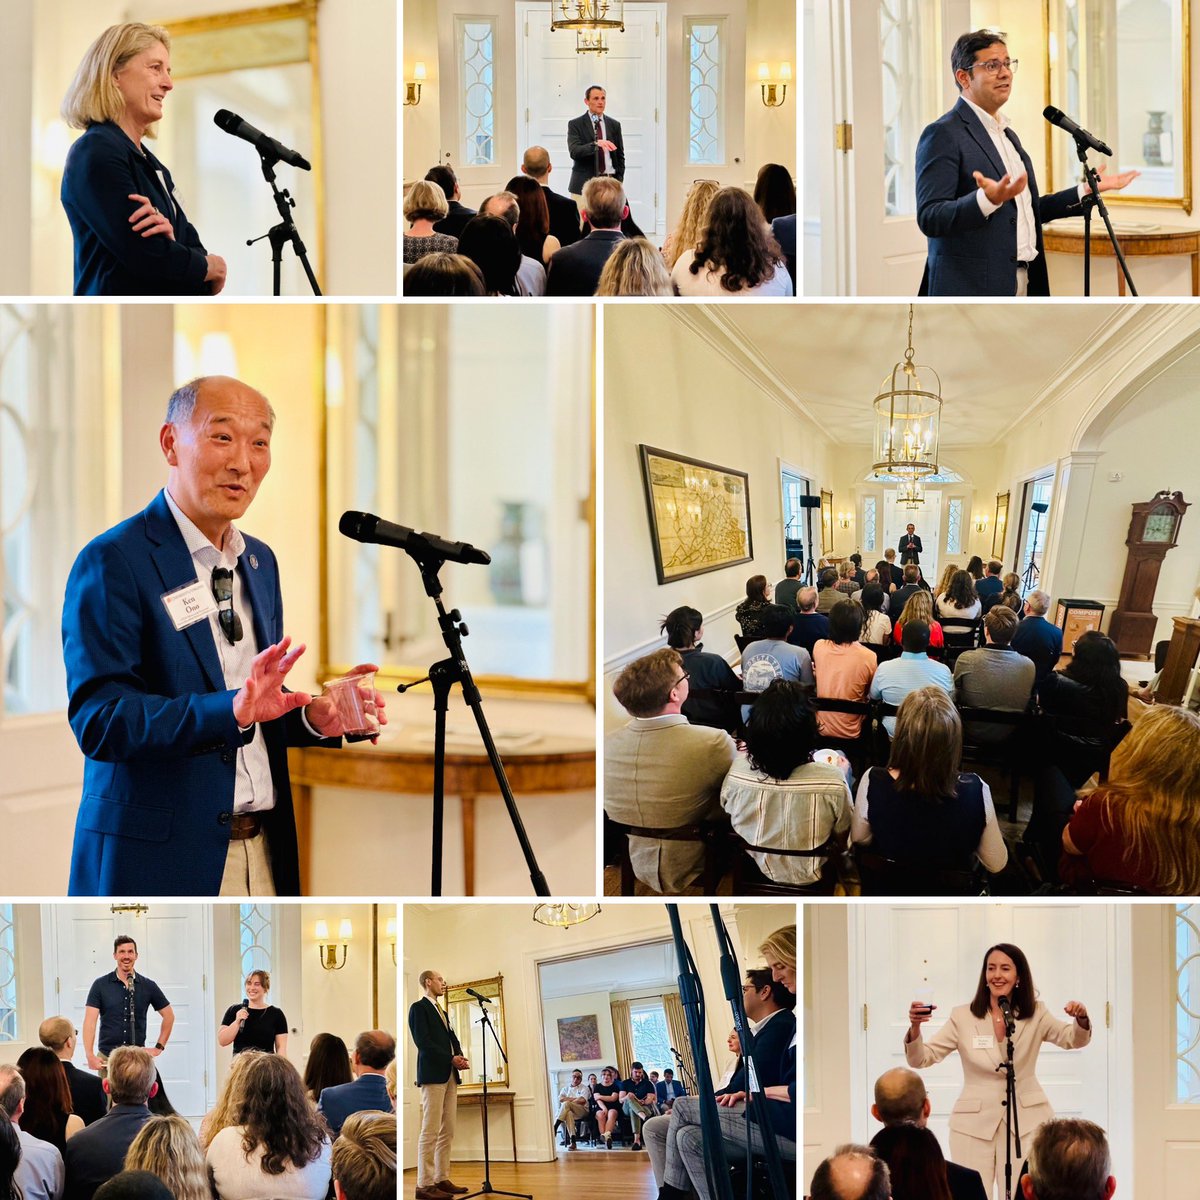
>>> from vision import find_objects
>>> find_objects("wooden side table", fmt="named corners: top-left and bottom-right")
top-left (1043, 223), bottom-right (1200, 296)
top-left (456, 1089), bottom-right (517, 1160)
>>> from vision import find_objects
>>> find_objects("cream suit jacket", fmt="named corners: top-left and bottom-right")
top-left (905, 1001), bottom-right (1090, 1142)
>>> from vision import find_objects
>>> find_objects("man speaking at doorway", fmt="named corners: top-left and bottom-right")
top-left (915, 29), bottom-right (1137, 296)
top-left (567, 86), bottom-right (625, 209)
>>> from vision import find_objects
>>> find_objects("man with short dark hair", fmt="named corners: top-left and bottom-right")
top-left (40, 1016), bottom-right (106, 1125)
top-left (1021, 1118), bottom-right (1115, 1200)
top-left (740, 605), bottom-right (813, 724)
top-left (953, 605), bottom-right (1035, 742)
top-left (810, 1145), bottom-right (891, 1200)
top-left (332, 1112), bottom-right (396, 1200)
top-left (479, 191), bottom-right (546, 296)
top-left (655, 1068), bottom-right (685, 1110)
top-left (318, 1030), bottom-right (396, 1135)
top-left (890, 565), bottom-right (924, 617)
top-left (545, 175), bottom-right (627, 296)
top-left (2, 1064), bottom-right (65, 1200)
top-left (775, 559), bottom-right (803, 612)
top-left (977, 559), bottom-right (1005, 606)
top-left (520, 146), bottom-right (581, 247)
top-left (82, 938), bottom-right (173, 1073)
top-left (566, 86), bottom-right (625, 203)
top-left (1011, 589), bottom-right (1063, 682)
top-left (788, 587), bottom-right (831, 655)
top-left (425, 165), bottom-right (475, 239)
top-left (869, 621), bottom-right (954, 735)
top-left (619, 1061), bottom-right (655, 1150)
top-left (897, 524), bottom-right (922, 565)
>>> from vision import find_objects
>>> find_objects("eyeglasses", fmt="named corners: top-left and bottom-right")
top-left (968, 57), bottom-right (1018, 75)
top-left (674, 671), bottom-right (690, 687)
top-left (211, 567), bottom-right (244, 645)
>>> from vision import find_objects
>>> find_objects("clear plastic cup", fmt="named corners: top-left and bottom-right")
top-left (321, 670), bottom-right (379, 742)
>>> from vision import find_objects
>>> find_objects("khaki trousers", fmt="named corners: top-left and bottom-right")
top-left (555, 1099), bottom-right (589, 1137)
top-left (418, 1077), bottom-right (458, 1186)
top-left (218, 829), bottom-right (276, 896)
top-left (1015, 266), bottom-right (1029, 297)
top-left (951, 1121), bottom-right (1037, 1200)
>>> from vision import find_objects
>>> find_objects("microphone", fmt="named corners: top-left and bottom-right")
top-left (670, 1046), bottom-right (683, 1060)
top-left (213, 109), bottom-right (312, 170)
top-left (1043, 107), bottom-right (1113, 157)
top-left (998, 994), bottom-right (1016, 1035)
top-left (241, 997), bottom-right (250, 1018)
top-left (339, 511), bottom-right (491, 567)
top-left (465, 987), bottom-right (494, 1004)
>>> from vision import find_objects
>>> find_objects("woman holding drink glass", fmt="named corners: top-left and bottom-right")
top-left (904, 943), bottom-right (1090, 1199)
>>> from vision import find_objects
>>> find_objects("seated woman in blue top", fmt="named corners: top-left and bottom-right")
top-left (851, 687), bottom-right (1008, 878)
top-left (61, 23), bottom-right (227, 296)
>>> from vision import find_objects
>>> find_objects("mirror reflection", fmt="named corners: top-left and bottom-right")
top-left (446, 975), bottom-right (507, 1089)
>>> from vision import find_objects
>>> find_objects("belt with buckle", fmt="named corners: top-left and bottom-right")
top-left (230, 813), bottom-right (262, 840)
top-left (1015, 260), bottom-right (1032, 269)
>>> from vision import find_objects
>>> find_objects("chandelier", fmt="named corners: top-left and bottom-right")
top-left (551, 0), bottom-right (624, 32)
top-left (898, 477), bottom-right (926, 508)
top-left (872, 304), bottom-right (941, 480)
top-left (576, 28), bottom-right (609, 53)
top-left (533, 903), bottom-right (602, 928)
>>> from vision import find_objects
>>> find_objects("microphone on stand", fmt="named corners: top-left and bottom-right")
top-left (213, 109), bottom-right (312, 170)
top-left (465, 987), bottom-right (494, 1004)
top-left (1043, 106), bottom-right (1113, 157)
top-left (339, 511), bottom-right (491, 566)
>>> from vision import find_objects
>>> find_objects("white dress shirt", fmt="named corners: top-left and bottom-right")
top-left (962, 97), bottom-right (1039, 262)
top-left (592, 115), bottom-right (614, 176)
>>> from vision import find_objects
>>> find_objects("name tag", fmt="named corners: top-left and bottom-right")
top-left (972, 1035), bottom-right (995, 1050)
top-left (161, 580), bottom-right (218, 630)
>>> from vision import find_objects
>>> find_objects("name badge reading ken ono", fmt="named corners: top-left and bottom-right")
top-left (161, 579), bottom-right (220, 631)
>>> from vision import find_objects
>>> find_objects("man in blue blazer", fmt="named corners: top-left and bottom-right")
top-left (1011, 589), bottom-right (1064, 682)
top-left (62, 376), bottom-right (386, 897)
top-left (916, 30), bottom-right (1137, 297)
top-left (318, 1031), bottom-right (396, 1135)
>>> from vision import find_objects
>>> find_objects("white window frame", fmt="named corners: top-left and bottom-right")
top-left (686, 17), bottom-right (726, 166)
top-left (457, 15), bottom-right (497, 167)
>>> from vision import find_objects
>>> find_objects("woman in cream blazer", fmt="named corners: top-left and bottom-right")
top-left (904, 942), bottom-right (1090, 1199)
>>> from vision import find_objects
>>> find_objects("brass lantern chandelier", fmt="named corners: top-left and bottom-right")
top-left (872, 305), bottom-right (942, 480)
top-left (576, 28), bottom-right (609, 53)
top-left (898, 476), bottom-right (926, 508)
top-left (552, 0), bottom-right (625, 32)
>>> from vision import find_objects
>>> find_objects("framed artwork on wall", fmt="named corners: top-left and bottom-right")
top-left (557, 1014), bottom-right (602, 1061)
top-left (821, 490), bottom-right (834, 557)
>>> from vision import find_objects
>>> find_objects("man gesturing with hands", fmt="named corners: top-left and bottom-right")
top-left (63, 375), bottom-right (386, 896)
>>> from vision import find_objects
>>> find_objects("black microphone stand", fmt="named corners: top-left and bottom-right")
top-left (246, 149), bottom-right (322, 296)
top-left (1074, 139), bottom-right (1137, 297)
top-left (395, 547), bottom-right (550, 897)
top-left (996, 1006), bottom-right (1022, 1200)
top-left (802, 501), bottom-right (817, 587)
top-left (461, 999), bottom-right (529, 1200)
top-left (670, 1045), bottom-right (698, 1095)
top-left (1020, 506), bottom-right (1044, 592)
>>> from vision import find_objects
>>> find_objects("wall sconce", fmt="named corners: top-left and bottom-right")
top-left (316, 918), bottom-right (352, 970)
top-left (837, 510), bottom-right (853, 530)
top-left (757, 61), bottom-right (790, 107)
top-left (386, 916), bottom-right (397, 966)
top-left (974, 514), bottom-right (989, 533)
top-left (405, 62), bottom-right (426, 106)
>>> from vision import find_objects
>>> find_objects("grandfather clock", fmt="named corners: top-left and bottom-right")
top-left (1107, 490), bottom-right (1189, 658)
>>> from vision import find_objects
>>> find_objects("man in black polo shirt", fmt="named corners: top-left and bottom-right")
top-left (81, 936), bottom-right (173, 1071)
top-left (619, 1060), bottom-right (656, 1152)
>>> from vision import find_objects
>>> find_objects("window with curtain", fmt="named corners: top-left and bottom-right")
top-left (687, 19), bottom-right (724, 164)
top-left (460, 18), bottom-right (496, 165)
top-left (629, 997), bottom-right (672, 1075)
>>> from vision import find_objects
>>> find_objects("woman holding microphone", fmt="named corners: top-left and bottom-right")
top-left (218, 970), bottom-right (287, 1056)
top-left (905, 943), bottom-right (1090, 1199)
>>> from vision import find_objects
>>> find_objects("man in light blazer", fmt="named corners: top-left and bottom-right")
top-left (408, 971), bottom-right (469, 1200)
top-left (566, 86), bottom-right (625, 202)
top-left (318, 1031), bottom-right (395, 1136)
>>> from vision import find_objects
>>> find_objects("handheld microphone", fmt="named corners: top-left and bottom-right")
top-left (214, 109), bottom-right (312, 170)
top-left (339, 511), bottom-right (491, 566)
top-left (1043, 107), bottom-right (1113, 157)
top-left (241, 998), bottom-right (250, 1017)
top-left (465, 987), bottom-right (494, 1004)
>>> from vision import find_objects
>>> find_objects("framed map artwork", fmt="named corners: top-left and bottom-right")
top-left (557, 1014), bottom-right (602, 1061)
top-left (638, 445), bottom-right (753, 584)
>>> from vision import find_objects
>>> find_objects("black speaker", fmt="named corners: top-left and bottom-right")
top-left (798, 494), bottom-right (822, 509)
top-left (1031, 501), bottom-right (1049, 514)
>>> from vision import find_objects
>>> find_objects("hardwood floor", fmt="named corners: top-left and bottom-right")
top-left (404, 1152), bottom-right (659, 1199)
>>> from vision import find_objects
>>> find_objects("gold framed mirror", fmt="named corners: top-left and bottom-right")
top-left (446, 974), bottom-right (507, 1090)
top-left (993, 491), bottom-right (1010, 559)
top-left (1043, 0), bottom-right (1192, 213)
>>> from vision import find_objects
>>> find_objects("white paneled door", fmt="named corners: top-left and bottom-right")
top-left (883, 486), bottom-right (942, 586)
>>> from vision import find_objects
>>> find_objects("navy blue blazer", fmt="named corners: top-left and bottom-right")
top-left (62, 490), bottom-right (337, 896)
top-left (1011, 613), bottom-right (1064, 682)
top-left (318, 1073), bottom-right (392, 1135)
top-left (61, 122), bottom-right (211, 296)
top-left (408, 997), bottom-right (462, 1086)
top-left (63, 1104), bottom-right (153, 1200)
top-left (916, 98), bottom-right (1082, 296)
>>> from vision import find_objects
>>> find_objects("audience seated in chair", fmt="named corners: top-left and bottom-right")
top-left (788, 587), bottom-right (831, 655)
top-left (317, 1031), bottom-right (395, 1136)
top-left (546, 176), bottom-right (627, 297)
top-left (936, 570), bottom-right (981, 621)
top-left (753, 163), bottom-right (795, 225)
top-left (455, 214), bottom-right (522, 297)
top-left (124, 1114), bottom-right (208, 1200)
top-left (39, 1019), bottom-right (105, 1129)
top-left (953, 606), bottom-right (1035, 743)
top-left (2, 1062), bottom-right (65, 1200)
top-left (720, 680), bottom-right (852, 886)
top-left (619, 1063), bottom-right (656, 1151)
top-left (880, 552), bottom-right (899, 591)
top-left (814, 602), bottom-right (877, 740)
top-left (16, 1047), bottom-right (84, 1152)
top-left (977, 560), bottom-right (1005, 608)
top-left (932, 563), bottom-right (960, 608)
top-left (604, 649), bottom-right (736, 894)
top-left (478, 191), bottom-right (547, 296)
top-left (740, 606), bottom-right (813, 724)
top-left (1011, 591), bottom-right (1063, 683)
top-left (834, 560), bottom-right (859, 598)
top-left (856, 584), bottom-right (893, 646)
top-left (660, 606), bottom-right (740, 733)
top-left (518, 146), bottom-right (581, 249)
top-left (870, 1124), bottom-right (962, 1200)
top-left (403, 182), bottom-right (459, 266)
top-left (870, 621), bottom-right (953, 736)
top-left (851, 571), bottom-right (890, 615)
top-left (426, 165), bottom-right (476, 238)
top-left (655, 1070), bottom-right (686, 1112)
top-left (775, 558), bottom-right (803, 613)
top-left (661, 180), bottom-right (719, 269)
top-left (331, 1112), bottom-right (396, 1200)
top-left (990, 573), bottom-right (1024, 616)
top-left (554, 1070), bottom-right (590, 1150)
top-left (816, 568), bottom-right (842, 615)
top-left (892, 590), bottom-right (945, 655)
top-left (503, 175), bottom-right (561, 267)
top-left (1021, 1118), bottom-right (1116, 1200)
top-left (889, 565), bottom-right (925, 619)
top-left (810, 1145), bottom-right (891, 1200)
top-left (400, 252), bottom-right (485, 297)
top-left (735, 575), bottom-right (774, 640)
top-left (965, 555), bottom-right (984, 582)
top-left (590, 1068), bottom-right (622, 1149)
top-left (851, 687), bottom-right (1009, 879)
top-left (596, 238), bottom-right (675, 296)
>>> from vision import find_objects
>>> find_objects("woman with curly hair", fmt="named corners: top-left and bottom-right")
top-left (893, 589), bottom-right (944, 652)
top-left (661, 179), bottom-right (720, 268)
top-left (206, 1053), bottom-right (331, 1200)
top-left (126, 1114), bottom-right (209, 1200)
top-left (669, 187), bottom-right (792, 296)
top-left (933, 563), bottom-right (960, 604)
top-left (199, 1050), bottom-right (264, 1149)
top-left (15, 1047), bottom-right (83, 1151)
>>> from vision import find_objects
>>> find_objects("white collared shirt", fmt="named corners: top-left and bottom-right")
top-left (592, 114), bottom-right (614, 176)
top-left (962, 97), bottom-right (1039, 262)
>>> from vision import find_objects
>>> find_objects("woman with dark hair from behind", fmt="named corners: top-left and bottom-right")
top-left (752, 163), bottom-right (796, 224)
top-left (403, 253), bottom-right (485, 297)
top-left (874, 559), bottom-right (897, 593)
top-left (303, 1034), bottom-right (352, 1106)
top-left (868, 1125), bottom-right (952, 1200)
top-left (858, 584), bottom-right (892, 647)
top-left (456, 215), bottom-right (522, 296)
top-left (997, 573), bottom-right (1023, 614)
top-left (813, 601), bottom-right (876, 740)
top-left (0, 1112), bottom-right (20, 1200)
top-left (735, 575), bottom-right (773, 640)
top-left (935, 570), bottom-right (981, 620)
top-left (660, 606), bottom-right (740, 732)
top-left (721, 680), bottom-right (852, 885)
top-left (966, 555), bottom-right (985, 582)
top-left (504, 176), bottom-right (561, 265)
top-left (15, 1047), bottom-right (83, 1151)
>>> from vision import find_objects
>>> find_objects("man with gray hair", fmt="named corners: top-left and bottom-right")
top-left (479, 191), bottom-right (547, 296)
top-left (1, 1064), bottom-right (66, 1200)
top-left (810, 1144), bottom-right (891, 1200)
top-left (545, 175), bottom-right (627, 297)
top-left (1021, 1118), bottom-right (1115, 1200)
top-left (62, 376), bottom-right (387, 896)
top-left (1011, 588), bottom-right (1063, 682)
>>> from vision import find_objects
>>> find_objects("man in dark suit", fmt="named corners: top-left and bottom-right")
top-left (898, 524), bottom-right (923, 565)
top-left (408, 970), bottom-right (469, 1200)
top-left (870, 1068), bottom-right (987, 1200)
top-left (545, 176), bottom-right (626, 297)
top-left (425, 166), bottom-right (476, 239)
top-left (916, 29), bottom-right (1137, 297)
top-left (890, 565), bottom-right (924, 618)
top-left (520, 146), bottom-right (582, 247)
top-left (63, 1047), bottom-right (156, 1200)
top-left (40, 1017), bottom-right (107, 1124)
top-left (319, 1031), bottom-right (395, 1135)
top-left (787, 587), bottom-right (831, 655)
top-left (977, 559), bottom-right (1006, 608)
top-left (566, 86), bottom-right (625, 202)
top-left (1011, 589), bottom-right (1063, 682)
top-left (771, 213), bottom-right (797, 291)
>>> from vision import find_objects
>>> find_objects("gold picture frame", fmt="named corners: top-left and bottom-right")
top-left (993, 491), bottom-right (1010, 560)
top-left (820, 490), bottom-right (834, 558)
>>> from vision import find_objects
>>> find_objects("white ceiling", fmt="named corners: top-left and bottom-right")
top-left (538, 940), bottom-right (677, 999)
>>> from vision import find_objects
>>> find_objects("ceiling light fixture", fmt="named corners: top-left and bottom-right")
top-left (872, 304), bottom-right (941, 481)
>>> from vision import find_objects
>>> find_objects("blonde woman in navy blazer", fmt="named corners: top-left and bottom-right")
top-left (904, 942), bottom-right (1090, 1199)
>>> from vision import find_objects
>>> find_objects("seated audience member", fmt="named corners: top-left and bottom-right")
top-left (604, 649), bottom-right (737, 893)
top-left (775, 558), bottom-right (803, 612)
top-left (882, 549), bottom-right (899, 586)
top-left (518, 146), bottom-right (581, 248)
top-left (200, 1051), bottom-right (263, 1150)
top-left (64, 1047), bottom-right (157, 1200)
top-left (1037, 631), bottom-right (1128, 787)
top-left (869, 1125), bottom-right (955, 1200)
top-left (475, 195), bottom-right (544, 295)
top-left (670, 187), bottom-right (793, 297)
top-left (619, 1063), bottom-right (655, 1151)
top-left (810, 1145), bottom-right (891, 1200)
top-left (834, 560), bottom-right (859, 597)
top-left (554, 1070), bottom-right (589, 1150)
top-left (647, 1071), bottom-right (663, 1113)
top-left (858, 585), bottom-right (893, 647)
top-left (741, 606), bottom-right (813, 723)
top-left (952, 606), bottom-right (1035, 743)
top-left (871, 622), bottom-right (953, 736)
top-left (817, 568), bottom-right (842, 615)
top-left (870, 1068), bottom-right (986, 1200)
top-left (2, 1066), bottom-right (64, 1200)
top-left (39, 1019), bottom-right (105, 1128)
top-left (403, 183), bottom-right (458, 264)
top-left (503, 175), bottom-right (561, 265)
top-left (852, 688), bottom-right (1008, 877)
top-left (852, 571), bottom-right (890, 614)
top-left (889, 565), bottom-right (923, 617)
top-left (734, 575), bottom-right (774, 640)
top-left (660, 606), bottom-right (740, 732)
top-left (402, 252), bottom-right (486, 297)
top-left (303, 1035), bottom-right (352, 1108)
top-left (596, 238), bottom-right (675, 296)
top-left (788, 587), bottom-right (831, 655)
top-left (753, 163), bottom-right (796, 223)
top-left (721, 680), bottom-right (852, 885)
top-left (848, 553), bottom-right (866, 588)
top-left (654, 1070), bottom-right (685, 1111)
top-left (318, 1032), bottom-right (395, 1136)
top-left (1011, 591), bottom-right (1062, 682)
top-left (965, 555), bottom-right (985, 582)
top-left (935, 570), bottom-right (981, 621)
top-left (92, 1174), bottom-right (170, 1200)
top-left (331, 1113), bottom-right (395, 1200)
top-left (425, 165), bottom-right (475, 238)
top-left (814, 602), bottom-right (877, 739)
top-left (15, 1048), bottom-right (83, 1151)
top-left (206, 1054), bottom-right (331, 1200)
top-left (771, 212), bottom-right (796, 289)
top-left (546, 176), bottom-right (627, 297)
top-left (661, 179), bottom-right (719, 269)
top-left (455, 215), bottom-right (522, 297)
top-left (994, 573), bottom-right (1024, 615)
top-left (933, 563), bottom-right (959, 605)
top-left (589, 1068), bottom-right (622, 1149)
top-left (892, 590), bottom-right (944, 654)
top-left (976, 560), bottom-right (1006, 608)
top-left (124, 1115), bottom-right (207, 1200)
top-left (1022, 1118), bottom-right (1115, 1200)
